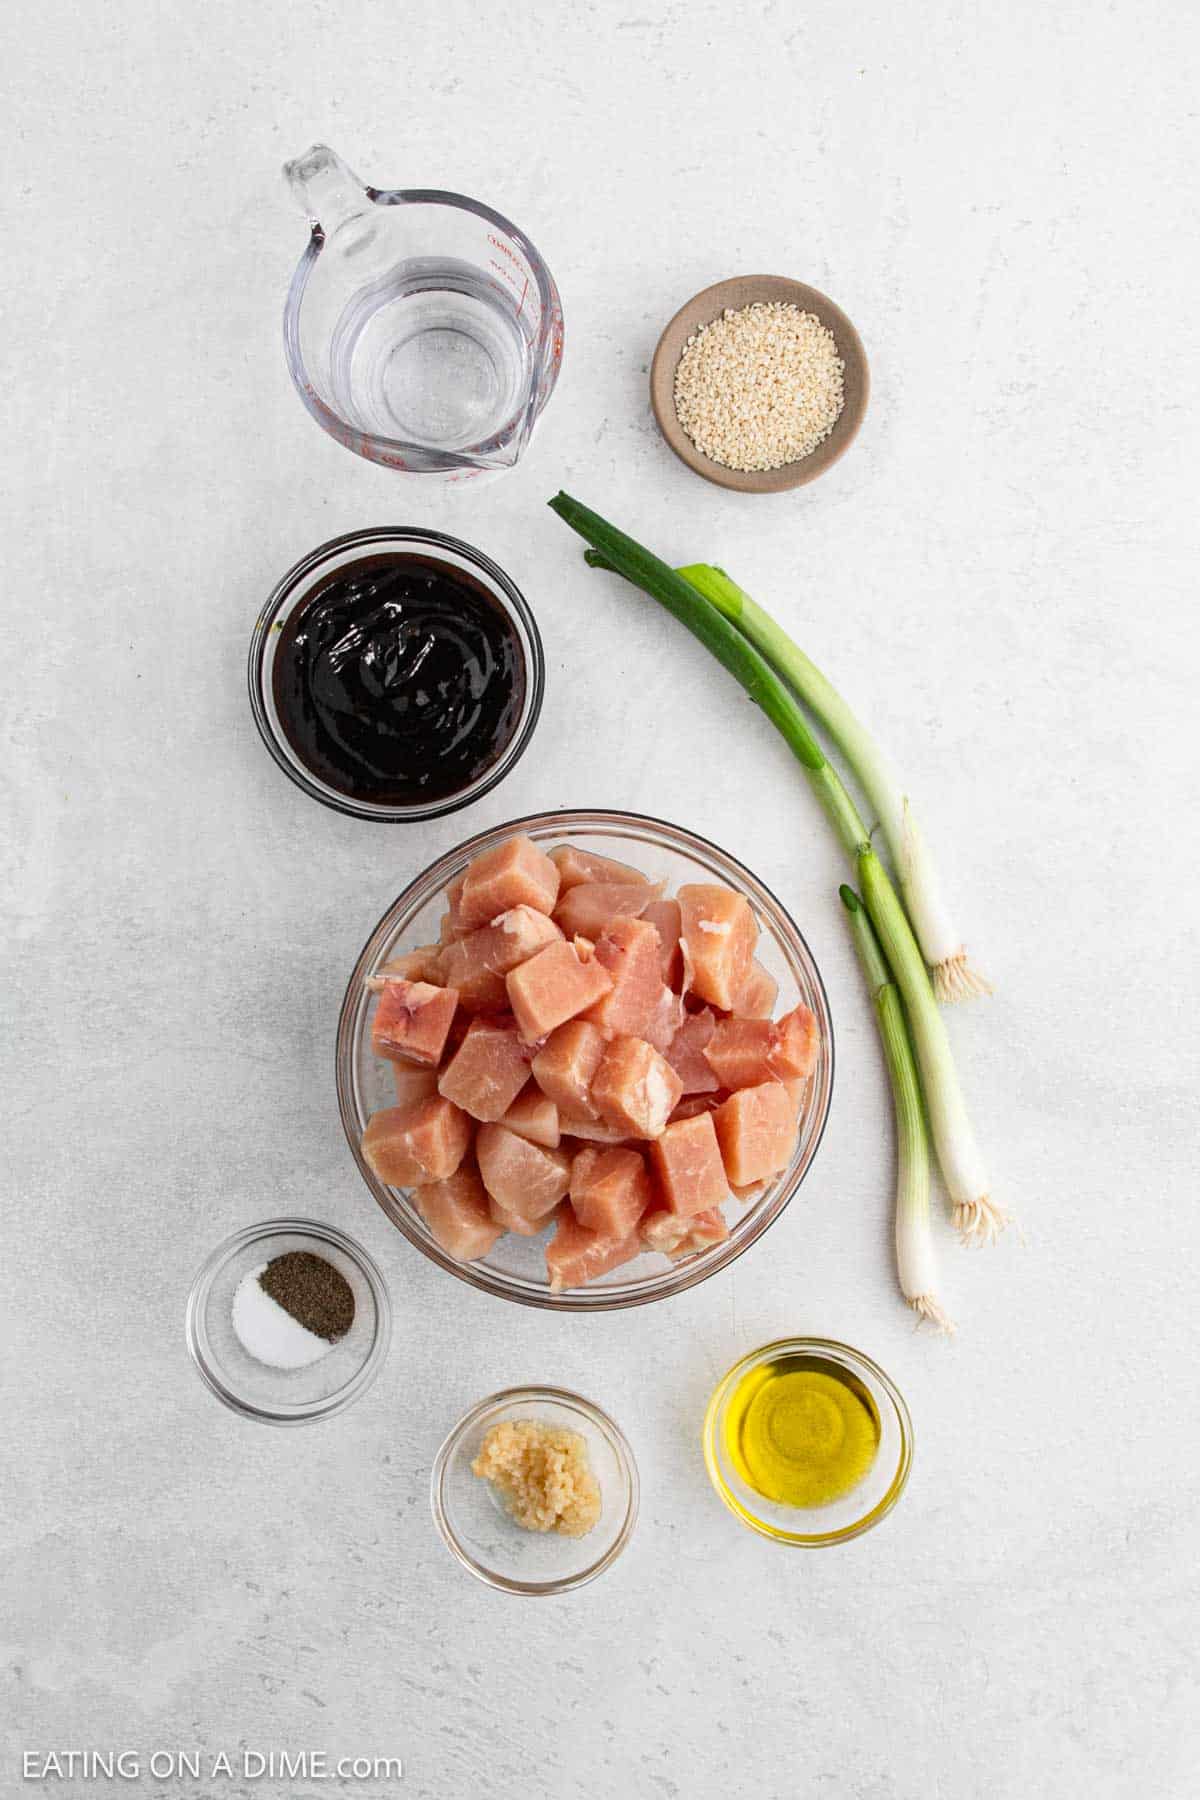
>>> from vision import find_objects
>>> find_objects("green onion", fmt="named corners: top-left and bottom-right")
top-left (553, 491), bottom-right (1004, 1244)
top-left (856, 845), bottom-right (1006, 1243)
top-left (840, 886), bottom-right (952, 1329)
top-left (664, 559), bottom-right (988, 1005)
top-left (585, 545), bottom-right (988, 1003)
top-left (554, 495), bottom-right (869, 853)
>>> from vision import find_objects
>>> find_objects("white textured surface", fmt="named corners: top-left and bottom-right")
top-left (3, 3), bottom-right (1198, 1796)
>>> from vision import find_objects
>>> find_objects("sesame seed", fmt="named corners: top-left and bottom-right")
top-left (673, 301), bottom-right (845, 473)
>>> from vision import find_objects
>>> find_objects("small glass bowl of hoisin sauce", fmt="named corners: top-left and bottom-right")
top-left (248, 529), bottom-right (544, 822)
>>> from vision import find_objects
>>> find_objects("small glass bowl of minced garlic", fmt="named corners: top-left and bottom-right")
top-left (703, 1338), bottom-right (912, 1546)
top-left (431, 1387), bottom-right (639, 1594)
top-left (186, 1220), bottom-right (391, 1423)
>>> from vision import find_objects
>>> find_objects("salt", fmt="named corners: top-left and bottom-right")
top-left (231, 1263), bottom-right (334, 1370)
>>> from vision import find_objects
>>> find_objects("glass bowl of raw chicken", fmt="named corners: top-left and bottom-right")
top-left (336, 811), bottom-right (834, 1311)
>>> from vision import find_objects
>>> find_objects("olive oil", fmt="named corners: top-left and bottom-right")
top-left (722, 1352), bottom-right (880, 1508)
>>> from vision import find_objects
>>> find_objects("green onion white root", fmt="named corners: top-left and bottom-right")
top-left (855, 847), bottom-right (1007, 1246)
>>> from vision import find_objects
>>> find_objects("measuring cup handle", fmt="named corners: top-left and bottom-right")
top-left (283, 144), bottom-right (370, 233)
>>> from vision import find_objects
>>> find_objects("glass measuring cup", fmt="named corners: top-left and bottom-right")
top-left (282, 145), bottom-right (564, 482)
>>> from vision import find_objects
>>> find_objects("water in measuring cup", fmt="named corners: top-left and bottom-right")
top-left (327, 258), bottom-right (533, 452)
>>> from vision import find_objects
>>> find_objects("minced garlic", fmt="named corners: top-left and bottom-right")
top-left (674, 301), bottom-right (845, 472)
top-left (471, 1418), bottom-right (602, 1538)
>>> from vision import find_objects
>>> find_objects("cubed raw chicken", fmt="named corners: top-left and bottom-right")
top-left (487, 1192), bottom-right (544, 1236)
top-left (378, 944), bottom-right (444, 983)
top-left (413, 1164), bottom-right (502, 1262)
top-left (733, 958), bottom-right (779, 1019)
top-left (458, 835), bottom-right (559, 930)
top-left (649, 1112), bottom-right (730, 1217)
top-left (437, 1017), bottom-right (532, 1122)
top-left (475, 1123), bottom-right (571, 1222)
top-left (437, 906), bottom-right (563, 1010)
top-left (391, 1063), bottom-right (439, 1107)
top-left (703, 1017), bottom-right (775, 1090)
top-left (530, 1019), bottom-right (606, 1118)
top-left (584, 916), bottom-right (680, 1047)
top-left (569, 1146), bottom-right (652, 1238)
top-left (669, 1093), bottom-right (725, 1122)
top-left (713, 1082), bottom-right (800, 1187)
top-left (545, 1206), bottom-right (642, 1292)
top-left (558, 1116), bottom-right (638, 1145)
top-left (502, 1085), bottom-right (561, 1148)
top-left (441, 1007), bottom-right (473, 1064)
top-left (677, 884), bottom-right (758, 1010)
top-left (766, 1004), bottom-right (820, 1081)
top-left (371, 979), bottom-right (459, 1067)
top-left (641, 1205), bottom-right (730, 1258)
top-left (678, 1207), bottom-right (730, 1254)
top-left (644, 985), bottom-right (685, 1052)
top-left (438, 872), bottom-right (471, 943)
top-left (367, 835), bottom-right (817, 1292)
top-left (362, 1096), bottom-right (473, 1187)
top-left (505, 940), bottom-right (613, 1043)
top-left (549, 844), bottom-right (651, 890)
top-left (704, 1005), bottom-right (819, 1090)
top-left (642, 897), bottom-right (683, 987)
top-left (590, 1036), bottom-right (683, 1140)
top-left (554, 880), bottom-right (664, 940)
top-left (664, 1008), bottom-right (721, 1094)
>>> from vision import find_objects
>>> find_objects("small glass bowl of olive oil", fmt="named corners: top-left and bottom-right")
top-left (703, 1339), bottom-right (912, 1546)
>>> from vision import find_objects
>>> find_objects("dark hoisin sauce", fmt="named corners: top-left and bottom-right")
top-left (272, 553), bottom-right (525, 807)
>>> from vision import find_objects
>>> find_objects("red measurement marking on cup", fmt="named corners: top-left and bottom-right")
top-left (489, 257), bottom-right (523, 294)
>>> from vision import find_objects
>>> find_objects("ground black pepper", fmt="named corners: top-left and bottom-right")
top-left (259, 1252), bottom-right (355, 1342)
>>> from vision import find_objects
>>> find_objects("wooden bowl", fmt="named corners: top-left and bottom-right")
top-left (649, 275), bottom-right (869, 493)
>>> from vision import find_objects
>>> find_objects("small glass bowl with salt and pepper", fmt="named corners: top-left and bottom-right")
top-left (186, 1219), bottom-right (391, 1424)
